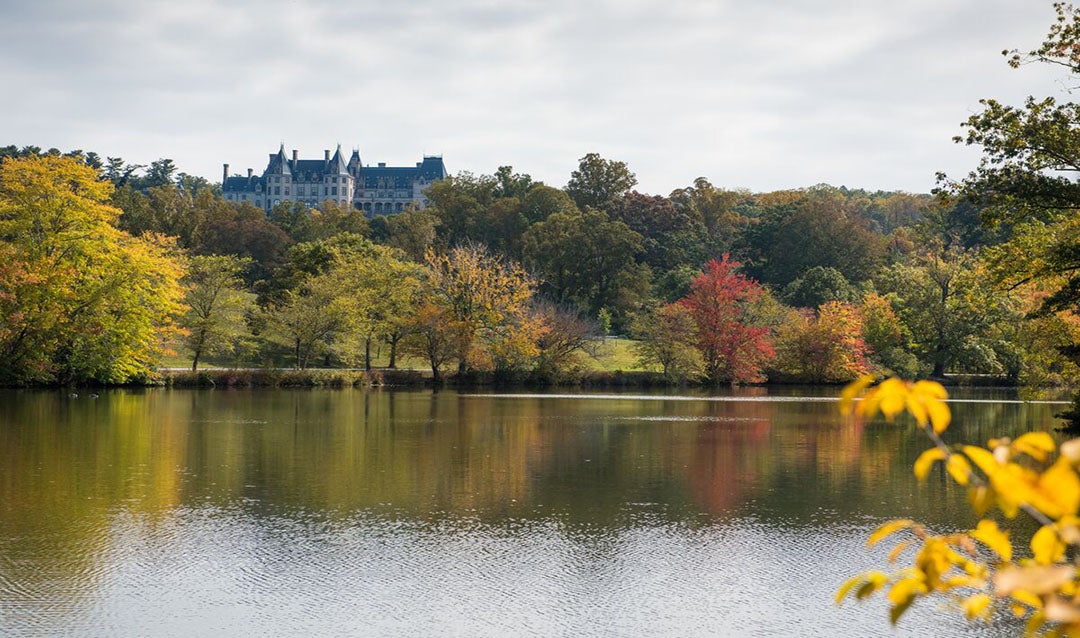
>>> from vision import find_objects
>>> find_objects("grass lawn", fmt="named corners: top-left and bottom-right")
top-left (161, 337), bottom-right (652, 373)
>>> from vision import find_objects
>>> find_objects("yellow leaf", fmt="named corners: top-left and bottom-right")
top-left (912, 379), bottom-right (947, 400)
top-left (855, 572), bottom-right (890, 600)
top-left (968, 485), bottom-right (995, 517)
top-left (836, 574), bottom-right (863, 604)
top-left (877, 378), bottom-right (908, 420)
top-left (1038, 458), bottom-right (1080, 517)
top-left (914, 448), bottom-right (946, 482)
top-left (839, 374), bottom-right (876, 415)
top-left (868, 519), bottom-right (916, 548)
top-left (946, 455), bottom-right (971, 486)
top-left (971, 520), bottom-right (1012, 562)
top-left (964, 445), bottom-right (1000, 477)
top-left (962, 593), bottom-right (992, 621)
top-left (887, 575), bottom-right (928, 606)
top-left (1012, 432), bottom-right (1057, 463)
top-left (1031, 525), bottom-right (1066, 565)
top-left (927, 400), bottom-right (952, 434)
top-left (836, 571), bottom-right (889, 604)
top-left (888, 540), bottom-right (913, 564)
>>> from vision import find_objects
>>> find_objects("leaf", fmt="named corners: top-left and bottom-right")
top-left (971, 520), bottom-right (1012, 561)
top-left (968, 486), bottom-right (995, 517)
top-left (890, 596), bottom-right (917, 626)
top-left (995, 565), bottom-right (1074, 596)
top-left (962, 593), bottom-right (992, 620)
top-left (868, 519), bottom-right (916, 548)
top-left (914, 448), bottom-right (946, 482)
top-left (946, 455), bottom-right (972, 486)
top-left (836, 574), bottom-right (864, 604)
top-left (1012, 432), bottom-right (1057, 462)
top-left (855, 572), bottom-right (890, 600)
top-left (963, 445), bottom-right (1000, 478)
top-left (840, 374), bottom-right (876, 415)
top-left (1031, 525), bottom-right (1065, 565)
top-left (888, 540), bottom-right (913, 564)
top-left (1038, 458), bottom-right (1080, 517)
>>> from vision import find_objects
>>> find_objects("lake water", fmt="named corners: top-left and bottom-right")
top-left (0, 387), bottom-right (1069, 637)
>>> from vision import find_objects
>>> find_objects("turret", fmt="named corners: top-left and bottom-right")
top-left (223, 163), bottom-right (229, 183)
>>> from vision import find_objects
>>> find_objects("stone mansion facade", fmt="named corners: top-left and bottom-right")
top-left (222, 144), bottom-right (447, 215)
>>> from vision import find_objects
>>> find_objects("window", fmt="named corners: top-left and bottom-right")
top-left (332, 186), bottom-right (338, 196)
top-left (274, 186), bottom-right (280, 195)
top-left (284, 188), bottom-right (289, 196)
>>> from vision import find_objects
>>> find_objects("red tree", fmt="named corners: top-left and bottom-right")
top-left (679, 254), bottom-right (775, 384)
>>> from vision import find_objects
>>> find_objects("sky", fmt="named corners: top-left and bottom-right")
top-left (0, 0), bottom-right (1072, 195)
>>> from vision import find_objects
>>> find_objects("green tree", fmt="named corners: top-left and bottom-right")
top-left (326, 242), bottom-right (423, 370)
top-left (565, 153), bottom-right (637, 211)
top-left (875, 247), bottom-right (1012, 377)
top-left (178, 255), bottom-right (255, 372)
top-left (521, 208), bottom-right (645, 320)
top-left (631, 303), bottom-right (703, 381)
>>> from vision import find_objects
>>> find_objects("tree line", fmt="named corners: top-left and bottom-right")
top-left (1, 94), bottom-right (1078, 386)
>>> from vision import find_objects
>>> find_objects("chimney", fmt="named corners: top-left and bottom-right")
top-left (292, 149), bottom-right (298, 163)
top-left (247, 168), bottom-right (253, 178)
top-left (378, 162), bottom-right (386, 168)
top-left (416, 162), bottom-right (422, 168)
top-left (324, 149), bottom-right (330, 161)
top-left (223, 163), bottom-right (229, 182)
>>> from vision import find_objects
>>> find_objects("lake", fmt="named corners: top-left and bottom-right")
top-left (0, 387), bottom-right (1068, 636)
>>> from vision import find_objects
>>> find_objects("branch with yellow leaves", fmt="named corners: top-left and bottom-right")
top-left (837, 376), bottom-right (1080, 636)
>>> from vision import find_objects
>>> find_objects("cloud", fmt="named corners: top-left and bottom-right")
top-left (0, 0), bottom-right (1067, 194)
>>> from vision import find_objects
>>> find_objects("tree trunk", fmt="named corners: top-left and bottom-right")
top-left (365, 336), bottom-right (372, 371)
top-left (388, 333), bottom-right (399, 369)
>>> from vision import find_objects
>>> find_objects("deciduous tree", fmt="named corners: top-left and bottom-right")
top-left (679, 255), bottom-right (774, 384)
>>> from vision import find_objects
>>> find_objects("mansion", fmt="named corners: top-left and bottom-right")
top-left (222, 144), bottom-right (447, 215)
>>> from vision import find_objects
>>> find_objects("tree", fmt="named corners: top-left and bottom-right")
top-left (0, 155), bottom-right (184, 384)
top-left (875, 246), bottom-right (1012, 377)
top-left (178, 255), bottom-right (254, 372)
top-left (425, 244), bottom-right (537, 373)
top-left (608, 191), bottom-right (704, 271)
top-left (261, 273), bottom-right (345, 369)
top-left (565, 153), bottom-right (637, 211)
top-left (669, 178), bottom-right (749, 256)
top-left (946, 3), bottom-right (1080, 318)
top-left (193, 201), bottom-right (293, 286)
top-left (679, 255), bottom-right (774, 384)
top-left (781, 266), bottom-right (857, 309)
top-left (631, 303), bottom-right (703, 381)
top-left (741, 189), bottom-right (887, 288)
top-left (771, 301), bottom-right (870, 383)
top-left (530, 301), bottom-right (599, 378)
top-left (325, 241), bottom-right (423, 370)
top-left (521, 208), bottom-right (644, 320)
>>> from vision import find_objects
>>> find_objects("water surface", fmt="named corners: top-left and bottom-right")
top-left (0, 387), bottom-right (1066, 636)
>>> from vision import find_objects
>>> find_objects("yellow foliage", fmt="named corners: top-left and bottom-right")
top-left (837, 376), bottom-right (1080, 634)
top-left (971, 520), bottom-right (1012, 562)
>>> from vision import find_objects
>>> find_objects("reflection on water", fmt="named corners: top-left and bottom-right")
top-left (0, 388), bottom-right (1062, 636)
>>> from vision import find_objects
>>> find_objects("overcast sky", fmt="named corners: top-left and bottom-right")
top-left (0, 0), bottom-right (1071, 194)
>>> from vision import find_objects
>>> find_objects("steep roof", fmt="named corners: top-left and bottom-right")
top-left (223, 175), bottom-right (261, 192)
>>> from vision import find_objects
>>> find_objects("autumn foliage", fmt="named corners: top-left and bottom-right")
top-left (679, 254), bottom-right (774, 384)
top-left (838, 377), bottom-right (1080, 635)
